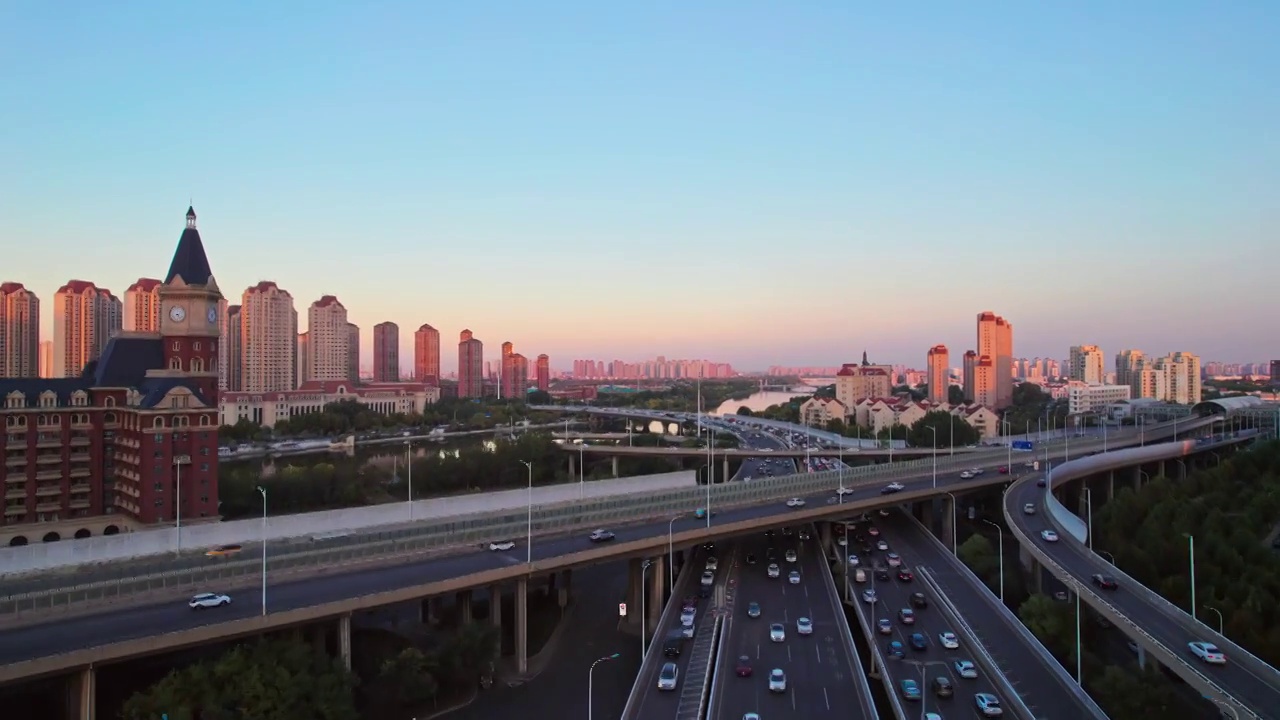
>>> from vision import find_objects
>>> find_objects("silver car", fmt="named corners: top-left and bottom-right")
top-left (769, 623), bottom-right (786, 642)
top-left (768, 668), bottom-right (787, 692)
top-left (188, 592), bottom-right (231, 609)
top-left (657, 662), bottom-right (679, 690)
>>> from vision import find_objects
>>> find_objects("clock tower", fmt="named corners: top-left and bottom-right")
top-left (157, 206), bottom-right (223, 402)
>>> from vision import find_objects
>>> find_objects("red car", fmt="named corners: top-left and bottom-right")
top-left (735, 655), bottom-right (753, 677)
top-left (998, 466), bottom-right (1009, 474)
top-left (897, 568), bottom-right (914, 582)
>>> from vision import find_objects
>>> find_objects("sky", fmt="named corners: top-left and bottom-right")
top-left (2, 1), bottom-right (1276, 373)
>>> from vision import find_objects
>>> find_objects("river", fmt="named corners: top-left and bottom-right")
top-left (222, 436), bottom-right (500, 477)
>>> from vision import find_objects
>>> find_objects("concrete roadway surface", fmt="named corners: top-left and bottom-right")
top-left (878, 511), bottom-right (1107, 719)
top-left (447, 562), bottom-right (642, 720)
top-left (843, 517), bottom-right (1014, 720)
top-left (629, 543), bottom-right (734, 720)
top-left (1007, 475), bottom-right (1280, 719)
top-left (711, 529), bottom-right (874, 720)
top-left (0, 432), bottom-right (1135, 669)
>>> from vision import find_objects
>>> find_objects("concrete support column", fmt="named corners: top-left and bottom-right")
top-left (457, 589), bottom-right (473, 625)
top-left (819, 523), bottom-right (832, 551)
top-left (547, 572), bottom-right (558, 595)
top-left (338, 613), bottom-right (352, 671)
top-left (612, 456), bottom-right (620, 477)
top-left (940, 497), bottom-right (955, 552)
top-left (1133, 466), bottom-right (1141, 489)
top-left (72, 666), bottom-right (95, 720)
top-left (489, 585), bottom-right (503, 628)
top-left (917, 501), bottom-right (935, 530)
top-left (627, 558), bottom-right (644, 616)
top-left (1159, 460), bottom-right (1167, 479)
top-left (723, 458), bottom-right (729, 481)
top-left (515, 577), bottom-right (529, 675)
top-left (648, 555), bottom-right (665, 631)
top-left (569, 454), bottom-right (576, 480)
top-left (1108, 472), bottom-right (1115, 500)
top-left (558, 569), bottom-right (572, 608)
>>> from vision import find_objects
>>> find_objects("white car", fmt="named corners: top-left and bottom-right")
top-left (939, 631), bottom-right (960, 649)
top-left (862, 589), bottom-right (878, 604)
top-left (960, 471), bottom-right (974, 479)
top-left (788, 570), bottom-right (801, 585)
top-left (705, 557), bottom-right (719, 571)
top-left (488, 540), bottom-right (516, 551)
top-left (836, 486), bottom-right (855, 496)
top-left (681, 607), bottom-right (697, 627)
top-left (975, 692), bottom-right (1003, 716)
top-left (786, 497), bottom-right (806, 508)
top-left (743, 715), bottom-right (761, 720)
top-left (770, 623), bottom-right (786, 642)
top-left (882, 482), bottom-right (905, 494)
top-left (847, 554), bottom-right (860, 566)
top-left (954, 660), bottom-right (979, 679)
top-left (1022, 503), bottom-right (1036, 515)
top-left (767, 563), bottom-right (781, 578)
top-left (1188, 641), bottom-right (1227, 664)
top-left (886, 552), bottom-right (902, 567)
top-left (768, 668), bottom-right (787, 692)
top-left (785, 549), bottom-right (798, 563)
top-left (657, 661), bottom-right (679, 690)
top-left (796, 617), bottom-right (813, 635)
top-left (189, 592), bottom-right (231, 609)
top-left (1040, 529), bottom-right (1060, 542)
top-left (876, 540), bottom-right (890, 551)
top-left (837, 536), bottom-right (848, 547)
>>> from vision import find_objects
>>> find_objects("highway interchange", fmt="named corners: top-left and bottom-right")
top-left (1006, 440), bottom-right (1280, 719)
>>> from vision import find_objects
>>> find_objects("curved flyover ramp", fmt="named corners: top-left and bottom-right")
top-left (1004, 433), bottom-right (1278, 719)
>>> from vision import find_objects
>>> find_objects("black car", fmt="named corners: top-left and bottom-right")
top-left (875, 566), bottom-right (890, 582)
top-left (663, 631), bottom-right (685, 657)
top-left (910, 592), bottom-right (928, 609)
top-left (745, 553), bottom-right (757, 565)
top-left (1092, 573), bottom-right (1118, 590)
top-left (932, 676), bottom-right (954, 698)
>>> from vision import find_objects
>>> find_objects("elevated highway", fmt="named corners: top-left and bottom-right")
top-left (0, 418), bottom-right (1216, 687)
top-left (1005, 431), bottom-right (1277, 719)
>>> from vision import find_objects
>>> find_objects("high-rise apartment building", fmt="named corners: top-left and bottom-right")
top-left (1122, 350), bottom-right (1202, 404)
top-left (414, 324), bottom-right (440, 382)
top-left (535, 354), bottom-right (550, 391)
top-left (1115, 349), bottom-right (1144, 389)
top-left (123, 277), bottom-right (162, 332)
top-left (215, 298), bottom-right (229, 391)
top-left (296, 332), bottom-right (310, 388)
top-left (974, 312), bottom-right (1013, 408)
top-left (500, 342), bottom-right (529, 398)
top-left (926, 345), bottom-right (949, 404)
top-left (373, 321), bottom-right (399, 382)
top-left (834, 352), bottom-right (893, 409)
top-left (1272, 360), bottom-right (1280, 382)
top-left (239, 281), bottom-right (298, 392)
top-left (52, 281), bottom-right (121, 378)
top-left (224, 304), bottom-right (242, 391)
top-left (458, 330), bottom-right (484, 398)
top-left (0, 282), bottom-right (40, 378)
top-left (38, 340), bottom-right (52, 378)
top-left (1069, 345), bottom-right (1105, 385)
top-left (962, 350), bottom-right (977, 402)
top-left (305, 296), bottom-right (350, 382)
top-left (347, 322), bottom-right (360, 381)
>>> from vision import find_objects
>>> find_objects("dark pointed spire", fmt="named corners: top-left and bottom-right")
top-left (862, 350), bottom-right (869, 366)
top-left (166, 206), bottom-right (214, 285)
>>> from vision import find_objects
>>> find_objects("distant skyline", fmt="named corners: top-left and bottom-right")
top-left (3, 2), bottom-right (1276, 369)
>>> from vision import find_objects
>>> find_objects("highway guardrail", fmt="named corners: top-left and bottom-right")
top-left (619, 545), bottom-right (702, 720)
top-left (815, 526), bottom-right (879, 719)
top-left (696, 615), bottom-right (726, 720)
top-left (917, 567), bottom-right (1037, 720)
top-left (838, 537), bottom-right (908, 720)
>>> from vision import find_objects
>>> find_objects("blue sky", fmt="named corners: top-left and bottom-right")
top-left (2, 1), bottom-right (1276, 372)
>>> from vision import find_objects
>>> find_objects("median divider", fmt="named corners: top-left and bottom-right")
top-left (916, 567), bottom-right (1036, 720)
top-left (697, 615), bottom-right (727, 720)
top-left (814, 525), bottom-right (879, 719)
top-left (837, 536), bottom-right (908, 720)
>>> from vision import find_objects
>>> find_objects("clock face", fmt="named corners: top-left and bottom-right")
top-left (207, 307), bottom-right (218, 324)
top-left (169, 305), bottom-right (186, 322)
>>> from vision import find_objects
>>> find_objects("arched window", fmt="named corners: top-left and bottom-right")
top-left (199, 415), bottom-right (211, 426)
top-left (191, 358), bottom-right (203, 372)
top-left (104, 412), bottom-right (117, 424)
top-left (169, 358), bottom-right (181, 370)
top-left (104, 396), bottom-right (115, 407)
top-left (153, 417), bottom-right (165, 428)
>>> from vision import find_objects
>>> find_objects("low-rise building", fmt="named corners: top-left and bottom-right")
top-left (1067, 383), bottom-right (1132, 416)
top-left (799, 396), bottom-right (845, 427)
top-left (220, 381), bottom-right (440, 428)
top-left (847, 397), bottom-right (1000, 440)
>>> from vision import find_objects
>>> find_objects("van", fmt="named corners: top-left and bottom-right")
top-left (854, 568), bottom-right (867, 583)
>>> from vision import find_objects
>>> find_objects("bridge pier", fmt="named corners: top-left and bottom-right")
top-left (612, 456), bottom-right (619, 478)
top-left (723, 458), bottom-right (730, 481)
top-left (457, 589), bottom-right (474, 625)
top-left (940, 496), bottom-right (956, 551)
top-left (490, 585), bottom-right (503, 628)
top-left (820, 523), bottom-right (832, 551)
top-left (515, 577), bottom-right (529, 675)
top-left (915, 501), bottom-right (935, 529)
top-left (338, 613), bottom-right (352, 670)
top-left (420, 596), bottom-right (442, 625)
top-left (558, 568), bottom-right (573, 608)
top-left (67, 666), bottom-right (95, 720)
top-left (648, 555), bottom-right (665, 632)
top-left (626, 558), bottom-right (644, 618)
top-left (568, 454), bottom-right (575, 480)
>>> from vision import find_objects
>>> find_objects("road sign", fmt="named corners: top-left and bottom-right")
top-left (619, 603), bottom-right (627, 617)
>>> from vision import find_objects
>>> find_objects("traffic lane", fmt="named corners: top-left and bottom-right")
top-left (0, 437), bottom-right (1122, 666)
top-left (450, 562), bottom-right (640, 720)
top-left (713, 538), bottom-right (779, 720)
top-left (881, 513), bottom-right (1097, 720)
top-left (863, 541), bottom-right (1006, 714)
top-left (1007, 482), bottom-right (1280, 719)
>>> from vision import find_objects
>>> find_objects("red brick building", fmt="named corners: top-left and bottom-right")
top-left (1, 207), bottom-right (223, 546)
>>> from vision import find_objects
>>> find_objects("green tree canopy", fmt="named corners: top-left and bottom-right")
top-left (121, 639), bottom-right (358, 720)
top-left (907, 410), bottom-right (981, 449)
top-left (736, 405), bottom-right (754, 416)
top-left (947, 385), bottom-right (966, 405)
top-left (957, 534), bottom-right (999, 586)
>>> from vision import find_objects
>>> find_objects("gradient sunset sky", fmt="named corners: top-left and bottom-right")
top-left (2, 1), bottom-right (1275, 372)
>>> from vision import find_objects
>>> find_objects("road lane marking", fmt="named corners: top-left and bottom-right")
top-left (823, 687), bottom-right (831, 710)
top-left (757, 643), bottom-right (760, 659)
top-left (815, 643), bottom-right (822, 664)
top-left (791, 688), bottom-right (797, 710)
top-left (788, 645), bottom-right (792, 662)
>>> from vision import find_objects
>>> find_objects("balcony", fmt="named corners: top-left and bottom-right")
top-left (4, 456), bottom-right (25, 467)
top-left (69, 467), bottom-right (91, 479)
top-left (35, 470), bottom-right (62, 481)
top-left (69, 452), bottom-right (90, 463)
top-left (4, 473), bottom-right (25, 485)
top-left (70, 482), bottom-right (92, 494)
top-left (5, 440), bottom-right (25, 451)
top-left (69, 498), bottom-right (91, 510)
top-left (4, 488), bottom-right (26, 500)
top-left (36, 501), bottom-right (62, 513)
top-left (71, 418), bottom-right (92, 429)
top-left (70, 436), bottom-right (90, 447)
top-left (35, 484), bottom-right (62, 497)
top-left (36, 437), bottom-right (62, 449)
top-left (112, 481), bottom-right (140, 498)
top-left (4, 505), bottom-right (24, 517)
top-left (36, 454), bottom-right (62, 465)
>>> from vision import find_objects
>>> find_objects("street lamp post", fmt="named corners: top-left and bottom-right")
top-left (944, 491), bottom-right (958, 555)
top-left (1002, 420), bottom-right (1012, 472)
top-left (587, 652), bottom-right (622, 720)
top-left (520, 461), bottom-right (534, 564)
top-left (926, 426), bottom-right (937, 489)
top-left (1074, 588), bottom-right (1082, 684)
top-left (1100, 550), bottom-right (1116, 565)
top-left (1085, 488), bottom-right (1093, 550)
top-left (1186, 533), bottom-right (1197, 621)
top-left (640, 560), bottom-right (653, 662)
top-left (405, 441), bottom-right (414, 520)
top-left (1205, 605), bottom-right (1224, 634)
top-left (981, 518), bottom-right (1005, 603)
top-left (667, 515), bottom-right (681, 590)
top-left (256, 485), bottom-right (267, 615)
top-left (949, 413), bottom-right (954, 457)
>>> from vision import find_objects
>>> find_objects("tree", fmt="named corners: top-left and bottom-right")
top-left (1017, 594), bottom-right (1074, 657)
top-left (907, 410), bottom-right (980, 449)
top-left (957, 534), bottom-right (999, 584)
top-left (736, 406), bottom-right (754, 416)
top-left (122, 638), bottom-right (359, 720)
top-left (378, 647), bottom-right (439, 706)
top-left (947, 385), bottom-right (966, 405)
top-left (526, 389), bottom-right (552, 405)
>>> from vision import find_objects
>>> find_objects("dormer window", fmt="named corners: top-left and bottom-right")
top-left (4, 392), bottom-right (23, 409)
top-left (169, 358), bottom-right (181, 370)
top-left (40, 391), bottom-right (57, 408)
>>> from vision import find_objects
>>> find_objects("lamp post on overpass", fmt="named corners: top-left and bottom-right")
top-left (405, 440), bottom-right (414, 520)
top-left (256, 485), bottom-right (267, 616)
top-left (587, 652), bottom-right (621, 720)
top-left (1185, 533), bottom-right (1197, 622)
top-left (640, 559), bottom-right (654, 662)
top-left (943, 491), bottom-right (958, 555)
top-left (667, 515), bottom-right (682, 590)
top-left (1205, 605), bottom-right (1224, 634)
top-left (926, 426), bottom-right (937, 490)
top-left (520, 461), bottom-right (534, 564)
top-left (980, 518), bottom-right (1005, 604)
top-left (1099, 550), bottom-right (1116, 565)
